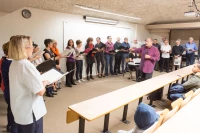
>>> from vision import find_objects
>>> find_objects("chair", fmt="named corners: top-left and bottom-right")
top-left (162, 106), bottom-right (179, 123)
top-left (171, 98), bottom-right (183, 110)
top-left (180, 95), bottom-right (192, 108)
top-left (192, 89), bottom-right (200, 99)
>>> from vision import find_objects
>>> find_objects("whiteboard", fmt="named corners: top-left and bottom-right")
top-left (62, 21), bottom-right (135, 77)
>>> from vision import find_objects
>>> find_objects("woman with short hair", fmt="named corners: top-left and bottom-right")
top-left (8, 35), bottom-right (48, 133)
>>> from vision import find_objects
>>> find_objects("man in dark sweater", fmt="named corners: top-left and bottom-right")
top-left (172, 39), bottom-right (184, 70)
top-left (114, 37), bottom-right (123, 74)
top-left (153, 39), bottom-right (161, 71)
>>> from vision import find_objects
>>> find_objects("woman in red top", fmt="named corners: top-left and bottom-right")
top-left (85, 37), bottom-right (96, 81)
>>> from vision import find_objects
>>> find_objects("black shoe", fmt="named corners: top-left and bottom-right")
top-left (66, 84), bottom-right (72, 87)
top-left (102, 74), bottom-right (105, 77)
top-left (87, 76), bottom-right (90, 81)
top-left (98, 74), bottom-right (102, 78)
top-left (46, 92), bottom-right (54, 97)
top-left (7, 125), bottom-right (11, 132)
top-left (72, 82), bottom-right (77, 85)
top-left (90, 75), bottom-right (94, 80)
top-left (114, 73), bottom-right (118, 75)
top-left (118, 72), bottom-right (123, 74)
top-left (111, 72), bottom-right (114, 75)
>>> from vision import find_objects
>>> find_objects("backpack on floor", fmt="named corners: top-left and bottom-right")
top-left (167, 83), bottom-right (184, 101)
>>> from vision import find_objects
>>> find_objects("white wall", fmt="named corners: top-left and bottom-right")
top-left (0, 7), bottom-right (150, 78)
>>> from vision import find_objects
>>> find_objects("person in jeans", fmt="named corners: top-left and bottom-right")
top-left (85, 37), bottom-right (95, 80)
top-left (121, 37), bottom-right (130, 73)
top-left (66, 39), bottom-right (76, 87)
top-left (118, 103), bottom-right (159, 133)
top-left (131, 38), bottom-right (160, 80)
top-left (105, 36), bottom-right (114, 76)
top-left (9, 35), bottom-right (48, 133)
top-left (0, 42), bottom-right (18, 133)
top-left (160, 39), bottom-right (171, 73)
top-left (114, 37), bottom-right (123, 75)
top-left (185, 37), bottom-right (198, 66)
top-left (153, 39), bottom-right (161, 71)
top-left (95, 37), bottom-right (105, 78)
top-left (172, 39), bottom-right (184, 70)
top-left (75, 40), bottom-right (85, 83)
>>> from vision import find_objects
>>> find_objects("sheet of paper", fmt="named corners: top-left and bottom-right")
top-left (40, 69), bottom-right (69, 84)
top-left (60, 49), bottom-right (73, 57)
top-left (30, 50), bottom-right (44, 59)
top-left (174, 57), bottom-right (181, 66)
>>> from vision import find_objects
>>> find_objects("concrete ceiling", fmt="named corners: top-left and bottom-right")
top-left (1, 0), bottom-right (200, 24)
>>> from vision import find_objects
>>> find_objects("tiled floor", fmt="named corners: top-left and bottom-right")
top-left (0, 71), bottom-right (172, 133)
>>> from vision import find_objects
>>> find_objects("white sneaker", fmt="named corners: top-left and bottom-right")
top-left (80, 79), bottom-right (85, 82)
top-left (76, 80), bottom-right (82, 83)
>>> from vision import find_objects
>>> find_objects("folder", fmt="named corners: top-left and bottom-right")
top-left (40, 68), bottom-right (73, 85)
top-left (60, 49), bottom-right (73, 57)
top-left (36, 60), bottom-right (55, 73)
top-left (109, 50), bottom-right (116, 53)
top-left (99, 44), bottom-right (106, 49)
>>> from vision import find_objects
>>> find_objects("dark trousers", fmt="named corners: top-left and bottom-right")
top-left (96, 55), bottom-right (105, 74)
top-left (66, 61), bottom-right (75, 86)
top-left (76, 60), bottom-right (83, 81)
top-left (140, 70), bottom-right (153, 80)
top-left (86, 63), bottom-right (93, 76)
top-left (186, 53), bottom-right (195, 66)
top-left (5, 99), bottom-right (18, 133)
top-left (105, 54), bottom-right (114, 75)
top-left (114, 53), bottom-right (122, 73)
top-left (18, 115), bottom-right (43, 133)
top-left (161, 58), bottom-right (169, 72)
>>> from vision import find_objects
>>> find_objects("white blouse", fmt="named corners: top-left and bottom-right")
top-left (9, 59), bottom-right (46, 125)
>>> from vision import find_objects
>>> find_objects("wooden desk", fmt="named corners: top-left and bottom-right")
top-left (67, 66), bottom-right (194, 133)
top-left (154, 94), bottom-right (200, 133)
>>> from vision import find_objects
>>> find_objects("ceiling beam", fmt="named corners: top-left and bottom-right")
top-left (146, 22), bottom-right (200, 30)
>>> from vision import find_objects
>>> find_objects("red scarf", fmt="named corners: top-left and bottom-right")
top-left (85, 44), bottom-right (94, 57)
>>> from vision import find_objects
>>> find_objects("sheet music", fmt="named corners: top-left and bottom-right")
top-left (60, 49), bottom-right (73, 57)
top-left (174, 57), bottom-right (181, 66)
top-left (40, 69), bottom-right (71, 84)
top-left (128, 58), bottom-right (141, 66)
top-left (30, 50), bottom-right (44, 59)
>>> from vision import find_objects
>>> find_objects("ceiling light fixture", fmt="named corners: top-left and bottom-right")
top-left (74, 4), bottom-right (141, 20)
top-left (83, 16), bottom-right (119, 25)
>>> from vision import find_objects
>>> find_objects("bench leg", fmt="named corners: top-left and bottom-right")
top-left (176, 80), bottom-right (179, 83)
top-left (101, 113), bottom-right (111, 133)
top-left (167, 83), bottom-right (172, 95)
top-left (186, 75), bottom-right (189, 81)
top-left (181, 78), bottom-right (184, 84)
top-left (79, 117), bottom-right (85, 133)
top-left (138, 97), bottom-right (143, 105)
top-left (121, 104), bottom-right (130, 124)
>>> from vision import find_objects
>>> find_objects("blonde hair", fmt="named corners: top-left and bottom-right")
top-left (2, 42), bottom-right (9, 55)
top-left (8, 35), bottom-right (32, 60)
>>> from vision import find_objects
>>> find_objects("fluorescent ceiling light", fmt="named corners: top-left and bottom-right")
top-left (74, 4), bottom-right (141, 20)
top-left (84, 16), bottom-right (118, 25)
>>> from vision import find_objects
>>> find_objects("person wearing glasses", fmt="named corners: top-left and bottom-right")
top-left (8, 35), bottom-right (48, 133)
top-left (105, 36), bottom-right (114, 76)
top-left (130, 38), bottom-right (160, 80)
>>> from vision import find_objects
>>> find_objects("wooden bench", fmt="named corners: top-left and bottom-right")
top-left (154, 93), bottom-right (200, 133)
top-left (67, 65), bottom-right (193, 133)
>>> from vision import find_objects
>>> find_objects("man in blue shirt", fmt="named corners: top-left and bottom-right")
top-left (121, 37), bottom-right (130, 72)
top-left (185, 37), bottom-right (198, 66)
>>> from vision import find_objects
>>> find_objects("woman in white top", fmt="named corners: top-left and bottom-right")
top-left (8, 35), bottom-right (48, 133)
top-left (32, 44), bottom-right (43, 66)
top-left (160, 39), bottom-right (171, 73)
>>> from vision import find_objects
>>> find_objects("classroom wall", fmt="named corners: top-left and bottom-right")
top-left (0, 7), bottom-right (151, 78)
top-left (170, 29), bottom-right (200, 46)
